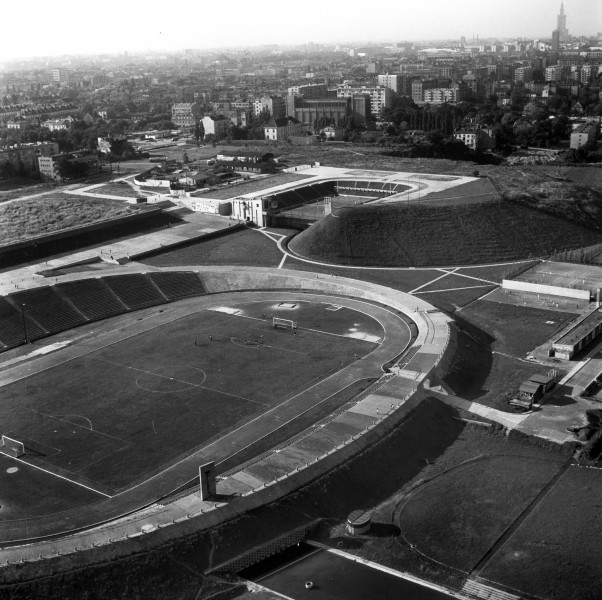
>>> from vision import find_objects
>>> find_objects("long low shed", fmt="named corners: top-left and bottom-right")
top-left (552, 307), bottom-right (602, 360)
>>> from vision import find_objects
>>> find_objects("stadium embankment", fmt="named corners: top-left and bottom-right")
top-left (0, 267), bottom-right (452, 580)
top-left (288, 200), bottom-right (602, 267)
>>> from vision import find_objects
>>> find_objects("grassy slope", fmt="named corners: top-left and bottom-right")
top-left (289, 200), bottom-right (602, 268)
top-left (482, 466), bottom-right (602, 600)
top-left (0, 195), bottom-right (136, 244)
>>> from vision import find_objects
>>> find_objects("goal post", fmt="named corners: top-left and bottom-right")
top-left (272, 317), bottom-right (297, 330)
top-left (0, 435), bottom-right (25, 458)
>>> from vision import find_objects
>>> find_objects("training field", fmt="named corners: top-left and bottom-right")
top-left (0, 294), bottom-right (394, 532)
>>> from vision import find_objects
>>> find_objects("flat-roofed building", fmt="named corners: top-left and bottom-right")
top-left (552, 308), bottom-right (602, 359)
top-left (570, 120), bottom-right (599, 149)
top-left (336, 85), bottom-right (392, 117)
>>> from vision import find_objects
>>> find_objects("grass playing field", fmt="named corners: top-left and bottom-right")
top-left (0, 298), bottom-right (384, 521)
top-left (398, 455), bottom-right (563, 573)
top-left (481, 465), bottom-right (602, 600)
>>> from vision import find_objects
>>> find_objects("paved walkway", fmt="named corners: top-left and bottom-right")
top-left (0, 212), bottom-right (240, 296)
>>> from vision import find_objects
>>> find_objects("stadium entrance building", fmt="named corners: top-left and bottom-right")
top-left (231, 198), bottom-right (266, 226)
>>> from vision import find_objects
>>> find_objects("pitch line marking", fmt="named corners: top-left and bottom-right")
top-left (55, 414), bottom-right (93, 430)
top-left (27, 408), bottom-right (131, 446)
top-left (0, 454), bottom-right (111, 498)
top-left (198, 386), bottom-right (268, 406)
top-left (112, 293), bottom-right (410, 498)
top-left (91, 358), bottom-right (207, 390)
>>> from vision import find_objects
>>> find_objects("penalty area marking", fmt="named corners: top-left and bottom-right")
top-left (0, 454), bottom-right (111, 497)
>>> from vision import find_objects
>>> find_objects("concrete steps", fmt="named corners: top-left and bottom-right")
top-left (462, 579), bottom-right (521, 600)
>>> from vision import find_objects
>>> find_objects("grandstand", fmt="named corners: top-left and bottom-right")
top-left (334, 179), bottom-right (409, 199)
top-left (103, 273), bottom-right (166, 309)
top-left (268, 181), bottom-right (337, 212)
top-left (0, 297), bottom-right (45, 349)
top-left (56, 278), bottom-right (127, 320)
top-left (10, 287), bottom-right (86, 335)
top-left (0, 271), bottom-right (208, 353)
top-left (148, 271), bottom-right (208, 299)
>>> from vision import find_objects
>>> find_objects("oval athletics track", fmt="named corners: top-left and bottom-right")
top-left (0, 289), bottom-right (413, 543)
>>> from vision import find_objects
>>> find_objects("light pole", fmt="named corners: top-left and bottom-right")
top-left (21, 303), bottom-right (28, 344)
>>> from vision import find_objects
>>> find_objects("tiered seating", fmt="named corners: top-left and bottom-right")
top-left (10, 287), bottom-right (87, 335)
top-left (103, 274), bottom-right (166, 309)
top-left (56, 278), bottom-right (127, 321)
top-left (272, 182), bottom-right (338, 212)
top-left (147, 272), bottom-right (207, 300)
top-left (0, 297), bottom-right (46, 348)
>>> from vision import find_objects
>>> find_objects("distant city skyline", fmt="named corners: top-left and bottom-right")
top-left (2, 0), bottom-right (601, 64)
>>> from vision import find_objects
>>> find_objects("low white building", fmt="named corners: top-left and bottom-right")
top-left (231, 197), bottom-right (265, 226)
top-left (201, 115), bottom-right (230, 139)
top-left (264, 116), bottom-right (303, 141)
top-left (41, 116), bottom-right (74, 131)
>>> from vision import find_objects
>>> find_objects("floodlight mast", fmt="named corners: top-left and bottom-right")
top-left (21, 303), bottom-right (28, 344)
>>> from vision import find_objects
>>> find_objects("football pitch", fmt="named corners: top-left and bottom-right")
top-left (0, 295), bottom-right (402, 530)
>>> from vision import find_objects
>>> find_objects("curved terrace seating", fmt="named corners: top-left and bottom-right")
top-left (147, 271), bottom-right (207, 299)
top-left (0, 297), bottom-right (46, 349)
top-left (56, 278), bottom-right (127, 321)
top-left (10, 287), bottom-right (86, 335)
top-left (102, 273), bottom-right (166, 309)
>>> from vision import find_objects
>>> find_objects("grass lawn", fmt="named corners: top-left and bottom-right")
top-left (0, 301), bottom-right (379, 512)
top-left (421, 286), bottom-right (497, 314)
top-left (442, 317), bottom-right (562, 411)
top-left (458, 299), bottom-right (577, 357)
top-left (482, 466), bottom-right (602, 600)
top-left (0, 194), bottom-right (136, 244)
top-left (140, 228), bottom-right (284, 268)
top-left (398, 455), bottom-right (562, 572)
top-left (414, 272), bottom-right (490, 292)
top-left (455, 261), bottom-right (539, 284)
top-left (93, 183), bottom-right (139, 197)
top-left (285, 258), bottom-right (442, 293)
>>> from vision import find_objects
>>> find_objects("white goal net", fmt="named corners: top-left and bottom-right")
top-left (0, 435), bottom-right (25, 458)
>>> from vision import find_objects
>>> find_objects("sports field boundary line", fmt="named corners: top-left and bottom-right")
top-left (216, 304), bottom-right (385, 345)
top-left (1, 454), bottom-right (112, 498)
top-left (112, 295), bottom-right (411, 498)
top-left (27, 408), bottom-right (132, 446)
top-left (409, 269), bottom-right (458, 294)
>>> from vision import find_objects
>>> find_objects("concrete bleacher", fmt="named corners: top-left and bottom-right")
top-left (56, 278), bottom-right (127, 321)
top-left (271, 181), bottom-right (337, 212)
top-left (0, 297), bottom-right (46, 349)
top-left (0, 271), bottom-right (211, 353)
top-left (147, 271), bottom-right (207, 300)
top-left (10, 287), bottom-right (86, 336)
top-left (102, 274), bottom-right (166, 310)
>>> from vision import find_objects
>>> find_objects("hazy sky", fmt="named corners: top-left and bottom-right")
top-left (1, 0), bottom-right (601, 62)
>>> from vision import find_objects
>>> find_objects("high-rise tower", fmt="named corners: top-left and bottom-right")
top-left (557, 2), bottom-right (569, 42)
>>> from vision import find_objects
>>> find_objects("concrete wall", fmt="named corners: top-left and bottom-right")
top-left (502, 279), bottom-right (590, 300)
